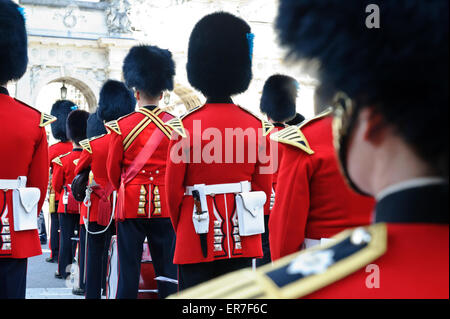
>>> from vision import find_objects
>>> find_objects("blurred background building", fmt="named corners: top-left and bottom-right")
top-left (10, 0), bottom-right (317, 144)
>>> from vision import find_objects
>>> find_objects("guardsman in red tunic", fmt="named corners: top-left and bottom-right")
top-left (0, 0), bottom-right (55, 298)
top-left (106, 45), bottom-right (177, 299)
top-left (257, 74), bottom-right (300, 266)
top-left (165, 12), bottom-right (273, 291)
top-left (75, 80), bottom-right (135, 299)
top-left (52, 110), bottom-right (89, 280)
top-left (171, 0), bottom-right (449, 299)
top-left (46, 100), bottom-right (76, 263)
top-left (269, 105), bottom-right (375, 260)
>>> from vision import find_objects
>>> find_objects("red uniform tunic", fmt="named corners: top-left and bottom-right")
top-left (172, 183), bottom-right (449, 299)
top-left (52, 149), bottom-right (82, 214)
top-left (106, 106), bottom-right (174, 220)
top-left (165, 103), bottom-right (273, 264)
top-left (48, 141), bottom-right (72, 203)
top-left (269, 113), bottom-right (375, 260)
top-left (267, 124), bottom-right (284, 213)
top-left (0, 90), bottom-right (53, 259)
top-left (76, 134), bottom-right (114, 225)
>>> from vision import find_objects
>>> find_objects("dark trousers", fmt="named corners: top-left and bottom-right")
top-left (116, 218), bottom-right (177, 299)
top-left (85, 221), bottom-right (114, 299)
top-left (78, 224), bottom-right (86, 291)
top-left (58, 213), bottom-right (79, 278)
top-left (50, 212), bottom-right (60, 258)
top-left (256, 214), bottom-right (271, 267)
top-left (38, 210), bottom-right (47, 243)
top-left (0, 258), bottom-right (27, 299)
top-left (178, 257), bottom-right (253, 291)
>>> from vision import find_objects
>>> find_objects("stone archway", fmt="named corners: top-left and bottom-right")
top-left (31, 72), bottom-right (100, 113)
top-left (48, 77), bottom-right (98, 112)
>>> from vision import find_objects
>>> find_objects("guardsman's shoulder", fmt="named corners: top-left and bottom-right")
top-left (52, 152), bottom-right (71, 167)
top-left (236, 105), bottom-right (275, 137)
top-left (298, 108), bottom-right (333, 130)
top-left (270, 108), bottom-right (333, 155)
top-left (14, 98), bottom-right (57, 128)
top-left (163, 105), bottom-right (206, 139)
top-left (270, 125), bottom-right (314, 155)
top-left (169, 223), bottom-right (387, 299)
top-left (79, 139), bottom-right (92, 154)
top-left (180, 104), bottom-right (205, 120)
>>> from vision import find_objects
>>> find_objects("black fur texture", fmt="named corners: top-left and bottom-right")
top-left (260, 74), bottom-right (298, 122)
top-left (66, 110), bottom-right (89, 144)
top-left (276, 0), bottom-right (449, 176)
top-left (187, 12), bottom-right (252, 98)
top-left (87, 112), bottom-right (107, 139)
top-left (50, 100), bottom-right (77, 142)
top-left (122, 45), bottom-right (175, 97)
top-left (0, 0), bottom-right (28, 84)
top-left (97, 79), bottom-right (136, 122)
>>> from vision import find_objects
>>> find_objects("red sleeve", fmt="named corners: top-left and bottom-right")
top-left (252, 133), bottom-right (273, 214)
top-left (27, 128), bottom-right (50, 212)
top-left (75, 150), bottom-right (92, 175)
top-left (164, 134), bottom-right (188, 231)
top-left (269, 144), bottom-right (313, 260)
top-left (52, 160), bottom-right (64, 195)
top-left (106, 132), bottom-right (124, 190)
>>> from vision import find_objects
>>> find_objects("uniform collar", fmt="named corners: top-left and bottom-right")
top-left (206, 97), bottom-right (234, 104)
top-left (273, 122), bottom-right (285, 128)
top-left (0, 86), bottom-right (9, 96)
top-left (142, 105), bottom-right (159, 112)
top-left (72, 147), bottom-right (83, 152)
top-left (375, 180), bottom-right (449, 224)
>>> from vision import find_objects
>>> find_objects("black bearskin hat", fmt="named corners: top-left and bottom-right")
top-left (66, 109), bottom-right (89, 144)
top-left (97, 79), bottom-right (136, 122)
top-left (260, 74), bottom-right (298, 122)
top-left (122, 45), bottom-right (175, 98)
top-left (50, 100), bottom-right (77, 142)
top-left (187, 12), bottom-right (253, 98)
top-left (276, 0), bottom-right (449, 176)
top-left (87, 112), bottom-right (107, 139)
top-left (0, 0), bottom-right (28, 84)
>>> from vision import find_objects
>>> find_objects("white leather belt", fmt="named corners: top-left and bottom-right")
top-left (303, 237), bottom-right (336, 249)
top-left (185, 181), bottom-right (251, 196)
top-left (0, 177), bottom-right (27, 190)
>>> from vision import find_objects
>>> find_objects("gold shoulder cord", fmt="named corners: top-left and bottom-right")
top-left (138, 107), bottom-right (172, 139)
top-left (169, 223), bottom-right (387, 299)
top-left (123, 117), bottom-right (153, 151)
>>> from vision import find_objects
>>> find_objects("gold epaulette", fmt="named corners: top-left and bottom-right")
top-left (164, 117), bottom-right (187, 138)
top-left (51, 152), bottom-right (69, 167)
top-left (163, 104), bottom-right (204, 139)
top-left (270, 126), bottom-right (314, 155)
top-left (261, 119), bottom-right (275, 136)
top-left (104, 120), bottom-right (121, 135)
top-left (40, 112), bottom-right (57, 127)
top-left (79, 139), bottom-right (92, 154)
top-left (169, 223), bottom-right (387, 299)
